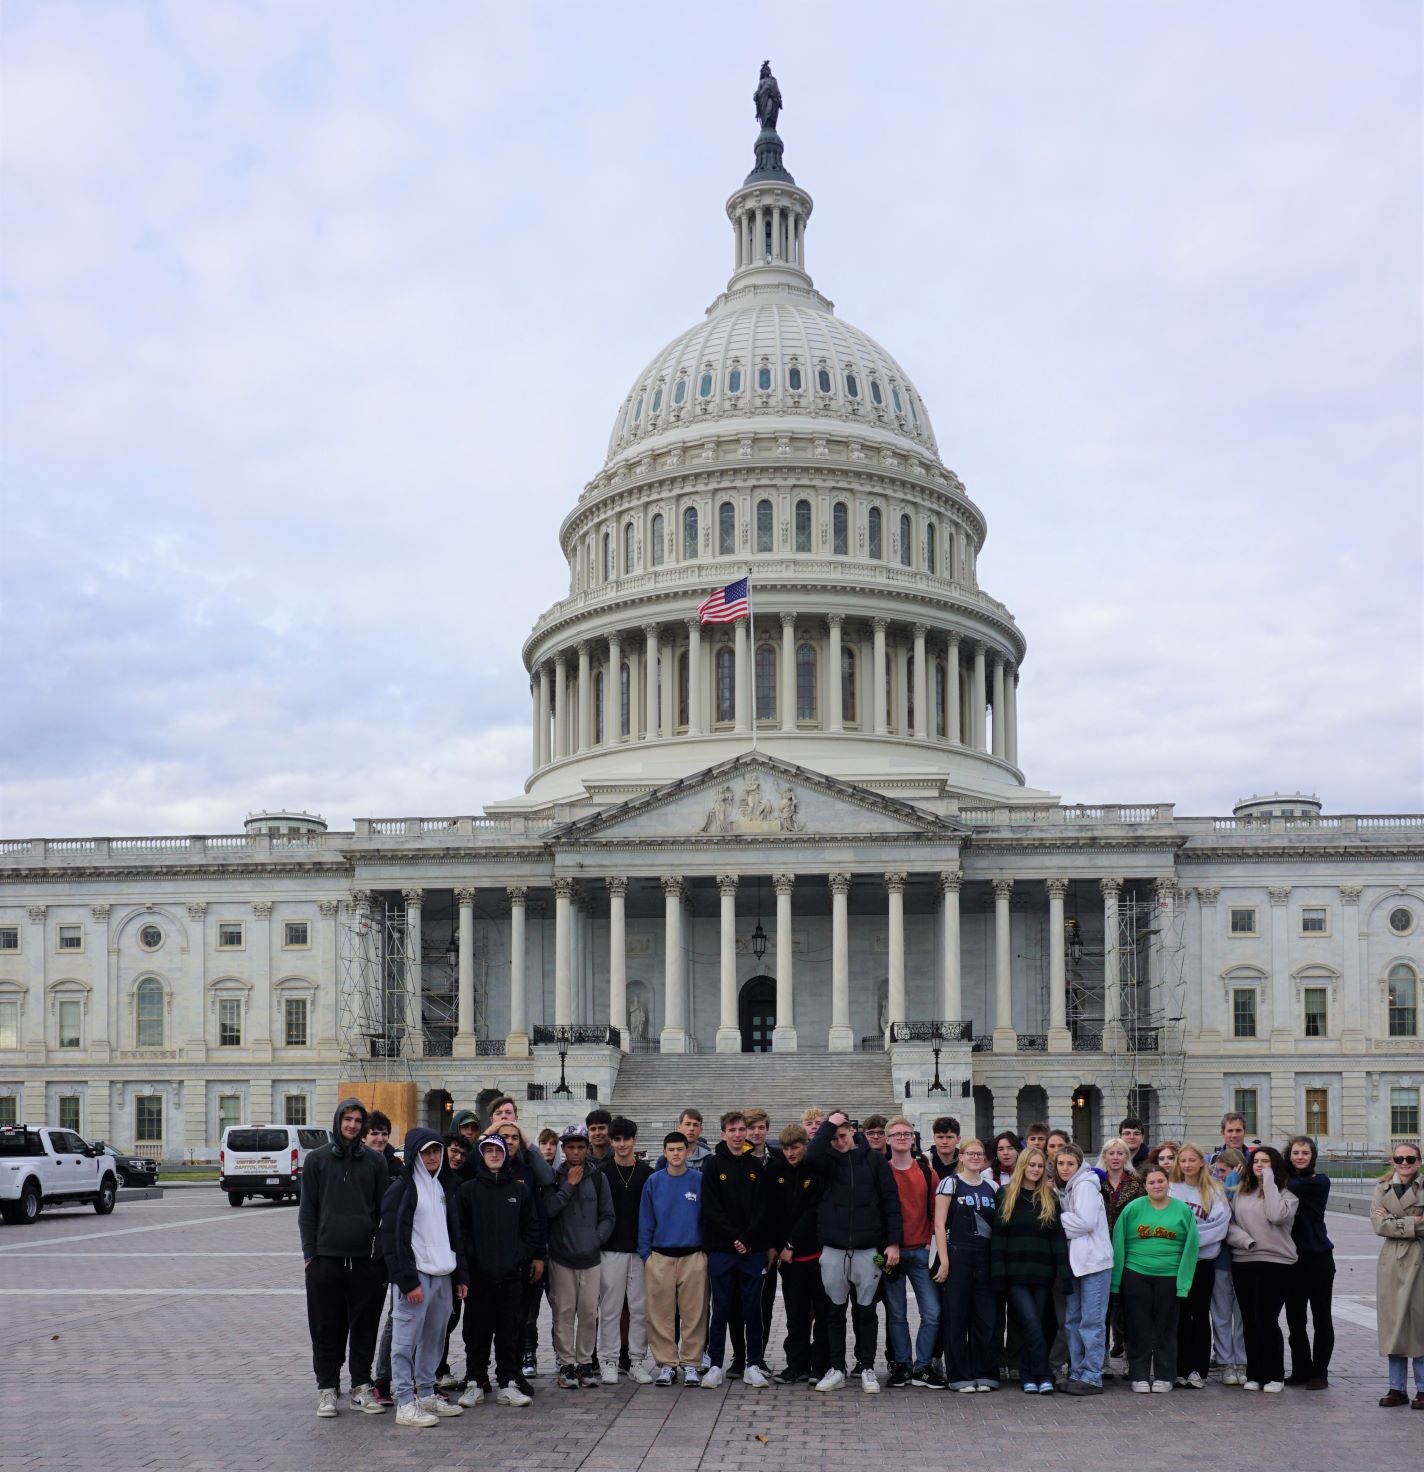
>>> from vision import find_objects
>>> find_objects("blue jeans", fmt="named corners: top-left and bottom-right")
top-left (1064, 1268), bottom-right (1110, 1386)
top-left (1006, 1283), bottom-right (1051, 1386)
top-left (1388, 1354), bottom-right (1424, 1392)
top-left (883, 1246), bottom-right (941, 1370)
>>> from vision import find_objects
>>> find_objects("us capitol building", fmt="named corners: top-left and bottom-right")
top-left (3, 74), bottom-right (1421, 1158)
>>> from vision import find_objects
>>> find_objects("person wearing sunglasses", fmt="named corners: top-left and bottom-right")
top-left (1371, 1141), bottom-right (1424, 1408)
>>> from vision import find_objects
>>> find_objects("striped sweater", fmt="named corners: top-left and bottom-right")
top-left (989, 1187), bottom-right (1070, 1286)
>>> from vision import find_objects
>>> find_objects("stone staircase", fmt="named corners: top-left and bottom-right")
top-left (608, 1052), bottom-right (896, 1137)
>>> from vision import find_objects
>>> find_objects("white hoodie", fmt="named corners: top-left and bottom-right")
top-left (1058, 1163), bottom-right (1113, 1277)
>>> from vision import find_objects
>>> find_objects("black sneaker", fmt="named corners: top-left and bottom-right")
top-left (557, 1365), bottom-right (579, 1390)
top-left (775, 1366), bottom-right (809, 1385)
top-left (911, 1365), bottom-right (946, 1389)
top-left (577, 1361), bottom-right (599, 1388)
top-left (522, 1353), bottom-right (538, 1378)
top-left (887, 1364), bottom-right (911, 1388)
top-left (727, 1360), bottom-right (745, 1380)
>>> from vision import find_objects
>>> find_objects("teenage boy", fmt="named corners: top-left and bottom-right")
top-left (451, 1109), bottom-right (481, 1150)
top-left (598, 1116), bottom-right (655, 1383)
top-left (434, 1136), bottom-right (472, 1391)
top-left (1119, 1116), bottom-right (1149, 1170)
top-left (537, 1128), bottom-right (559, 1166)
top-left (362, 1111), bottom-right (403, 1405)
top-left (544, 1123), bottom-right (614, 1388)
top-left (364, 1112), bottom-right (403, 1180)
top-left (1024, 1122), bottom-right (1049, 1153)
top-left (769, 1123), bottom-right (830, 1384)
top-left (700, 1111), bottom-right (773, 1389)
top-left (456, 1134), bottom-right (538, 1408)
top-left (883, 1116), bottom-right (943, 1387)
top-left (734, 1108), bottom-right (779, 1374)
top-left (639, 1131), bottom-right (709, 1386)
top-left (806, 1111), bottom-right (902, 1394)
top-left (586, 1109), bottom-right (614, 1168)
top-left (861, 1115), bottom-right (890, 1158)
top-left (299, 1097), bottom-right (390, 1419)
top-left (927, 1117), bottom-right (960, 1178)
top-left (380, 1129), bottom-right (468, 1428)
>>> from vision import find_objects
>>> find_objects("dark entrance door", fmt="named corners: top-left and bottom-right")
top-left (738, 976), bottom-right (776, 1053)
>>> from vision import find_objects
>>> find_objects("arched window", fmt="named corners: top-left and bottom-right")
top-left (841, 646), bottom-right (856, 723)
top-left (868, 507), bottom-right (882, 560)
top-left (908, 392), bottom-right (920, 425)
top-left (755, 644), bottom-right (777, 721)
top-left (718, 501), bottom-right (736, 555)
top-left (832, 501), bottom-right (848, 555)
top-left (1389, 963), bottom-right (1419, 1037)
top-left (727, 368), bottom-right (742, 394)
top-left (756, 498), bottom-right (774, 553)
top-left (716, 647), bottom-right (735, 722)
top-left (794, 499), bottom-right (812, 552)
top-left (788, 366), bottom-right (803, 392)
top-left (945, 528), bottom-right (955, 579)
top-left (891, 385), bottom-right (904, 414)
top-left (136, 977), bottom-right (164, 1048)
top-left (651, 513), bottom-right (665, 566)
top-left (623, 522), bottom-right (635, 575)
top-left (620, 662), bottom-right (630, 739)
top-left (796, 644), bottom-right (817, 720)
top-left (817, 367), bottom-right (832, 393)
top-left (870, 378), bottom-right (883, 406)
top-left (926, 521), bottom-right (936, 573)
top-left (677, 652), bottom-right (689, 728)
top-left (844, 372), bottom-right (859, 399)
top-left (699, 372), bottom-right (714, 398)
top-left (594, 669), bottom-right (605, 744)
top-left (757, 365), bottom-right (772, 391)
top-left (673, 377), bottom-right (687, 406)
top-left (683, 506), bottom-right (698, 560)
top-left (935, 662), bottom-right (946, 737)
top-left (602, 532), bottom-right (612, 581)
top-left (633, 393), bottom-right (644, 422)
top-left (899, 513), bottom-right (912, 567)
top-left (651, 386), bottom-right (663, 413)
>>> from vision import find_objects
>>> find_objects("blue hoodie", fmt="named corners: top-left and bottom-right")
top-left (638, 1167), bottom-right (703, 1259)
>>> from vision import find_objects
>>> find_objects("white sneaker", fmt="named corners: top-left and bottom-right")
top-left (682, 1365), bottom-right (700, 1387)
top-left (349, 1383), bottom-right (385, 1414)
top-left (814, 1368), bottom-right (846, 1393)
top-left (860, 1367), bottom-right (881, 1394)
top-left (1132, 1381), bottom-right (1151, 1393)
top-left (419, 1394), bottom-right (464, 1418)
top-left (316, 1388), bottom-right (338, 1418)
top-left (1187, 1371), bottom-right (1205, 1389)
top-left (497, 1382), bottom-right (532, 1407)
top-left (1221, 1367), bottom-right (1240, 1386)
top-left (1234, 1365), bottom-right (1249, 1384)
top-left (744, 1364), bottom-right (770, 1389)
top-left (1262, 1381), bottom-right (1284, 1393)
top-left (1242, 1380), bottom-right (1261, 1391)
top-left (601, 1360), bottom-right (619, 1385)
top-left (700, 1365), bottom-right (724, 1388)
top-left (699, 1352), bottom-right (712, 1372)
top-left (436, 1371), bottom-right (461, 1390)
top-left (654, 1366), bottom-right (675, 1387)
top-left (457, 1384), bottom-right (485, 1407)
top-left (628, 1359), bottom-right (654, 1385)
top-left (1150, 1380), bottom-right (1171, 1393)
top-left (395, 1400), bottom-right (438, 1427)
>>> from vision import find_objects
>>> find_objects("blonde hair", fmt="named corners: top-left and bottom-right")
top-left (886, 1116), bottom-right (914, 1134)
top-left (1380, 1140), bottom-right (1421, 1183)
top-left (1171, 1142), bottom-right (1223, 1209)
top-left (802, 1107), bottom-right (824, 1126)
top-left (999, 1147), bottom-right (1058, 1226)
top-left (1096, 1136), bottom-right (1135, 1174)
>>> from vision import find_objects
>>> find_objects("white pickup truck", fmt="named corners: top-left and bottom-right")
top-left (0, 1124), bottom-right (120, 1224)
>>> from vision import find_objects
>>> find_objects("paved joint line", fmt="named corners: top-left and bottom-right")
top-left (0, 1212), bottom-right (287, 1252)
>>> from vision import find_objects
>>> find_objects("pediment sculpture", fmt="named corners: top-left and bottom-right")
top-left (701, 772), bottom-right (804, 834)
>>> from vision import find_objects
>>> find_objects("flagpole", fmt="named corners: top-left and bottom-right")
top-left (746, 565), bottom-right (757, 753)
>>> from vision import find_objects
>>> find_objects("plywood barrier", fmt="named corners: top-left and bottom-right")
top-left (336, 1081), bottom-right (419, 1142)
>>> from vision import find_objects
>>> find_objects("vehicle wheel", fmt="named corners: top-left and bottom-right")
top-left (18, 1183), bottom-right (42, 1224)
top-left (93, 1177), bottom-right (117, 1215)
top-left (227, 1191), bottom-right (244, 1207)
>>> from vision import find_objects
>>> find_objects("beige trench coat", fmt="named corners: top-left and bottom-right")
top-left (1372, 1177), bottom-right (1424, 1356)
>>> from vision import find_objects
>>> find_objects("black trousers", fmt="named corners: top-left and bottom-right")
top-left (825, 1289), bottom-right (878, 1373)
top-left (305, 1255), bottom-right (386, 1390)
top-left (1176, 1256), bottom-right (1216, 1378)
top-left (941, 1244), bottom-right (997, 1386)
top-left (521, 1271), bottom-right (549, 1356)
top-left (465, 1275), bottom-right (527, 1387)
top-left (1233, 1261), bottom-right (1291, 1385)
top-left (1121, 1269), bottom-right (1179, 1384)
top-left (1285, 1250), bottom-right (1335, 1381)
top-left (728, 1259), bottom-right (778, 1364)
top-left (436, 1298), bottom-right (463, 1377)
top-left (779, 1258), bottom-right (831, 1377)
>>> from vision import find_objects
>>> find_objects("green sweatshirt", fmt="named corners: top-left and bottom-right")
top-left (1110, 1194), bottom-right (1199, 1296)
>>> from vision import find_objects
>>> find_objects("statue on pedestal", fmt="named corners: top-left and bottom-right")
top-left (754, 61), bottom-right (782, 133)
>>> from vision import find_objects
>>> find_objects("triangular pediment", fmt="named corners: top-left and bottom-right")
top-left (547, 754), bottom-right (968, 845)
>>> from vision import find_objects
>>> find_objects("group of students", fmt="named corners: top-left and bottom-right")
top-left (296, 1094), bottom-right (1424, 1427)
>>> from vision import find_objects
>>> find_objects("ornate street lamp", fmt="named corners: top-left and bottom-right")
top-left (749, 877), bottom-right (767, 962)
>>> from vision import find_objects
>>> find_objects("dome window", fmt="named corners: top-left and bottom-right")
top-left (674, 378), bottom-right (687, 406)
top-left (699, 372), bottom-right (714, 399)
top-left (868, 507), bottom-right (882, 560)
top-left (794, 499), bottom-right (812, 552)
top-left (758, 366), bottom-right (772, 391)
top-left (926, 522), bottom-right (937, 573)
top-left (833, 501), bottom-right (848, 555)
top-left (908, 393), bottom-right (920, 425)
top-left (845, 373), bottom-right (859, 399)
top-left (633, 394), bottom-right (644, 422)
top-left (718, 501), bottom-right (736, 555)
top-left (683, 506), bottom-right (699, 559)
top-left (727, 369), bottom-right (742, 394)
top-left (892, 386), bottom-right (904, 414)
top-left (651, 387), bottom-right (663, 413)
top-left (817, 368), bottom-right (832, 394)
top-left (651, 512), bottom-right (665, 566)
top-left (756, 498), bottom-right (774, 553)
top-left (870, 378), bottom-right (883, 406)
top-left (899, 513), bottom-right (912, 568)
top-left (788, 366), bottom-right (803, 392)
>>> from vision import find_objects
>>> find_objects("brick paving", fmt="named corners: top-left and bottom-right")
top-left (0, 1190), bottom-right (1399, 1471)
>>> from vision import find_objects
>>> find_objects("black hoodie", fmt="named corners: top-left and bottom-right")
top-left (298, 1097), bottom-right (389, 1261)
top-left (700, 1140), bottom-right (772, 1253)
top-left (768, 1152), bottom-right (823, 1257)
top-left (457, 1154), bottom-right (541, 1281)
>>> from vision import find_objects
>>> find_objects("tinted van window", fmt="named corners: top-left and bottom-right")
top-left (226, 1129), bottom-right (288, 1152)
top-left (298, 1129), bottom-right (331, 1150)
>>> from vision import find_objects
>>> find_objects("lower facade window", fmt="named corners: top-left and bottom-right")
top-left (218, 998), bottom-right (242, 1048)
top-left (58, 1095), bottom-right (80, 1133)
top-left (284, 997), bottom-right (309, 1048)
top-left (0, 999), bottom-right (17, 1050)
top-left (1233, 1088), bottom-right (1259, 1136)
top-left (1391, 1086), bottom-right (1421, 1137)
top-left (58, 998), bottom-right (81, 1049)
top-left (1304, 1087), bottom-right (1329, 1137)
top-left (284, 1095), bottom-right (308, 1126)
top-left (0, 1096), bottom-right (15, 1126)
top-left (1232, 989), bottom-right (1257, 1038)
top-left (1303, 988), bottom-right (1327, 1038)
top-left (1388, 964), bottom-right (1418, 1036)
top-left (218, 1095), bottom-right (242, 1135)
top-left (135, 1096), bottom-right (163, 1144)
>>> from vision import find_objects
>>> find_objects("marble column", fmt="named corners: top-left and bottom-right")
top-left (553, 878), bottom-right (573, 1027)
top-left (780, 611), bottom-right (797, 732)
top-left (716, 874), bottom-right (740, 1052)
top-left (605, 634), bottom-right (622, 746)
top-left (829, 872), bottom-right (853, 1051)
top-left (643, 624), bottom-right (659, 741)
top-left (772, 873), bottom-right (797, 1051)
top-left (946, 634), bottom-right (961, 744)
top-left (506, 886), bottom-right (528, 1056)
top-left (895, 642), bottom-right (910, 736)
top-left (577, 641), bottom-right (592, 751)
top-left (537, 664), bottom-right (551, 767)
top-left (607, 877), bottom-right (627, 1046)
top-left (1004, 663), bottom-right (1019, 766)
top-left (402, 889), bottom-right (423, 1059)
top-left (872, 618), bottom-right (889, 735)
top-left (992, 879), bottom-right (1015, 1048)
top-left (912, 625), bottom-right (928, 740)
top-left (972, 643), bottom-right (987, 751)
top-left (1101, 877), bottom-right (1124, 1044)
top-left (530, 679), bottom-right (539, 772)
top-left (734, 620), bottom-right (749, 733)
top-left (553, 654), bottom-right (568, 760)
top-left (685, 618), bottom-right (703, 736)
top-left (660, 876), bottom-right (688, 1052)
top-left (886, 872), bottom-right (907, 1029)
top-left (453, 887), bottom-right (476, 1058)
top-left (827, 615), bottom-right (844, 733)
top-left (991, 656), bottom-right (1006, 758)
top-left (1047, 878), bottom-right (1071, 1052)
top-left (939, 869), bottom-right (962, 1023)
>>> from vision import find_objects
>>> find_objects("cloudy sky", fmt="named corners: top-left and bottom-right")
top-left (2, 2), bottom-right (1420, 836)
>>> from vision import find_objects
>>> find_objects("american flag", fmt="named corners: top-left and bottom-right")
top-left (698, 576), bottom-right (749, 624)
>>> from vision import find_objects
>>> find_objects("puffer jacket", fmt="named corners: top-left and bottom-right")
top-left (1058, 1162), bottom-right (1112, 1277)
top-left (804, 1119), bottom-right (902, 1250)
top-left (457, 1154), bottom-right (540, 1282)
top-left (544, 1160), bottom-right (615, 1269)
top-left (297, 1097), bottom-right (389, 1261)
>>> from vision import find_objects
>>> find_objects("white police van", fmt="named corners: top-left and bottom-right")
top-left (219, 1124), bottom-right (330, 1206)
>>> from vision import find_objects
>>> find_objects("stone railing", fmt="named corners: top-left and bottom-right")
top-left (1179, 814), bottom-right (1424, 837)
top-left (956, 804), bottom-right (1176, 827)
top-left (354, 815), bottom-right (558, 839)
top-left (0, 833), bottom-right (345, 863)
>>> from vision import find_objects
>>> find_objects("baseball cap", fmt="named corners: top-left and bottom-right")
top-left (560, 1122), bottom-right (590, 1143)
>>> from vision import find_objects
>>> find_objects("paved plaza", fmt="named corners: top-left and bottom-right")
top-left (0, 1189), bottom-right (1400, 1472)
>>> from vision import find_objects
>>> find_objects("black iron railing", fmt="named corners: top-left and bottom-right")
top-left (890, 1021), bottom-right (974, 1044)
top-left (1016, 1033), bottom-right (1049, 1052)
top-left (531, 1024), bottom-right (622, 1048)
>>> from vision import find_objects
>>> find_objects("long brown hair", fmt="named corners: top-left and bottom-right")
top-left (999, 1147), bottom-right (1058, 1226)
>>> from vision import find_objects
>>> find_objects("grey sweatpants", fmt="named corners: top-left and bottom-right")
top-left (599, 1250), bottom-right (648, 1362)
top-left (818, 1246), bottom-right (882, 1306)
top-left (1210, 1264), bottom-right (1246, 1365)
top-left (391, 1271), bottom-right (453, 1407)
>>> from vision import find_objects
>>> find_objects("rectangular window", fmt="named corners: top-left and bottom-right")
top-left (58, 999), bottom-right (81, 1049)
top-left (217, 923), bottom-right (244, 949)
top-left (1304, 1087), bottom-right (1329, 1137)
top-left (1391, 1087), bottom-right (1421, 1138)
top-left (218, 1095), bottom-right (242, 1135)
top-left (284, 997), bottom-right (309, 1048)
top-left (218, 998), bottom-right (242, 1047)
top-left (284, 1095), bottom-right (308, 1126)
top-left (0, 1096), bottom-right (15, 1126)
top-left (0, 1000), bottom-right (16, 1051)
top-left (754, 646), bottom-right (776, 722)
top-left (1389, 971), bottom-right (1418, 1037)
top-left (0, 925), bottom-right (18, 951)
top-left (135, 1096), bottom-right (163, 1143)
top-left (1232, 989), bottom-right (1257, 1038)
top-left (1229, 907), bottom-right (1256, 935)
top-left (1303, 988), bottom-right (1328, 1038)
top-left (1300, 906), bottom-right (1328, 934)
top-left (57, 925), bottom-right (83, 951)
top-left (283, 921), bottom-right (309, 949)
top-left (58, 1095), bottom-right (80, 1133)
top-left (1232, 1088), bottom-right (1259, 1136)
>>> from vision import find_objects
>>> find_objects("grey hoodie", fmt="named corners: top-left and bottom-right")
top-left (544, 1160), bottom-right (615, 1269)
